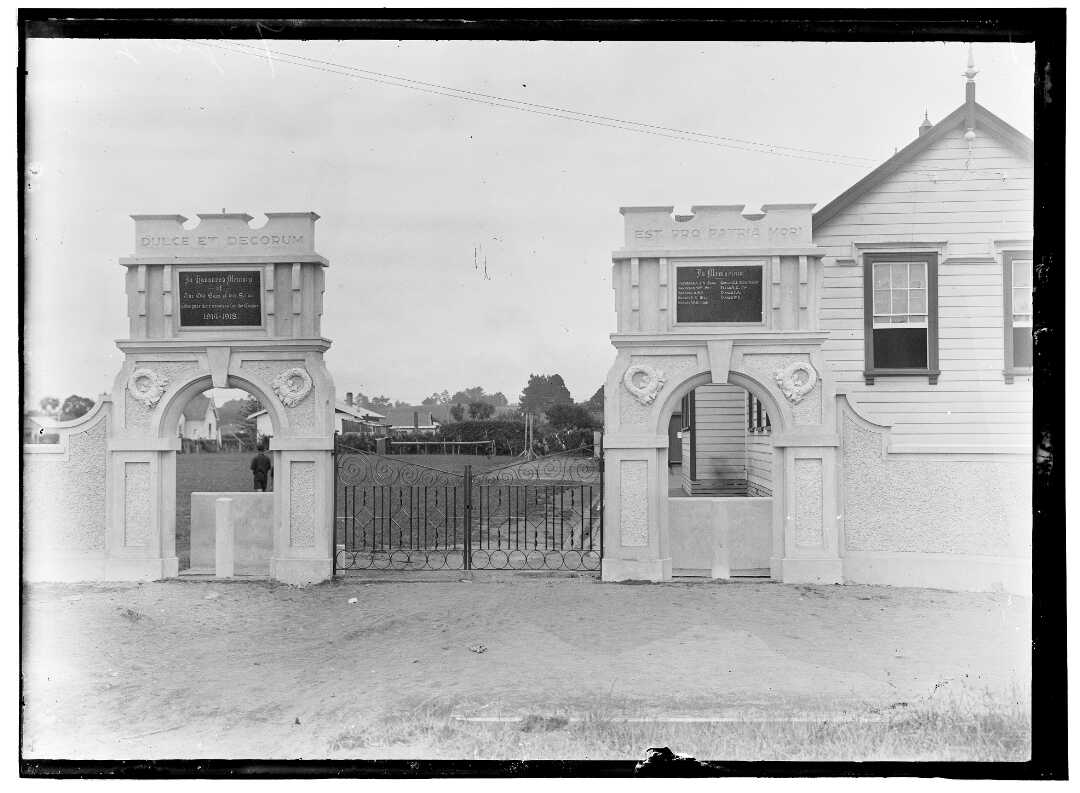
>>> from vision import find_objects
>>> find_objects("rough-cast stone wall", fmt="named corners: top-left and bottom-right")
top-left (841, 415), bottom-right (1031, 557)
top-left (23, 418), bottom-right (108, 556)
top-left (289, 461), bottom-right (316, 547)
top-left (618, 460), bottom-right (649, 547)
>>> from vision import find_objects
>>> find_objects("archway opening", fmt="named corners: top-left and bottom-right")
top-left (174, 386), bottom-right (269, 573)
top-left (662, 380), bottom-right (779, 579)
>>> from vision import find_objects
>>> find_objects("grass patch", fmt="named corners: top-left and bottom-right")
top-left (325, 686), bottom-right (1030, 761)
top-left (175, 451), bottom-right (255, 569)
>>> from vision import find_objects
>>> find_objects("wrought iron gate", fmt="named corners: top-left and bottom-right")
top-left (333, 438), bottom-right (603, 573)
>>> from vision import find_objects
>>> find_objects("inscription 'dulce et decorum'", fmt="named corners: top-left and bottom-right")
top-left (178, 271), bottom-right (262, 326)
top-left (140, 233), bottom-right (305, 249)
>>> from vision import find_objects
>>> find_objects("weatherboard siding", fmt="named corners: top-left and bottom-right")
top-left (814, 125), bottom-right (1033, 451)
top-left (691, 385), bottom-right (747, 481)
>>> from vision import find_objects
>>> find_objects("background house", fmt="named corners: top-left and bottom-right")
top-left (22, 413), bottom-right (59, 444)
top-left (249, 400), bottom-right (388, 441)
top-left (177, 395), bottom-right (221, 445)
top-left (383, 406), bottom-right (441, 435)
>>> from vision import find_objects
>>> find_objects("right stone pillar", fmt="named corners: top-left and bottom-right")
top-left (774, 443), bottom-right (842, 584)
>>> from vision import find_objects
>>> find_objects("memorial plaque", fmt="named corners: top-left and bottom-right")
top-left (178, 270), bottom-right (262, 327)
top-left (676, 264), bottom-right (763, 323)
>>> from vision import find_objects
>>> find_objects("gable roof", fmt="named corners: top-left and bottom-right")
top-left (181, 395), bottom-right (215, 421)
top-left (813, 101), bottom-right (1034, 231)
top-left (336, 402), bottom-right (386, 421)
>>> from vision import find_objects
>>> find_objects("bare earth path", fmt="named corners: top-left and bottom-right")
top-left (21, 576), bottom-right (1030, 761)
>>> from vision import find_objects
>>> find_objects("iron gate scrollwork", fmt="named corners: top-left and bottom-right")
top-left (333, 437), bottom-right (603, 573)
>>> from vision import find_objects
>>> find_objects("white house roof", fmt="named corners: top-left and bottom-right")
top-left (181, 395), bottom-right (215, 421)
top-left (248, 402), bottom-right (386, 422)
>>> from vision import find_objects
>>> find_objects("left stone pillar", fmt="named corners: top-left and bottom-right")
top-left (600, 439), bottom-right (672, 582)
top-left (105, 442), bottom-right (180, 580)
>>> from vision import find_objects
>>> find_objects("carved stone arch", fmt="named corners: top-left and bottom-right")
top-left (155, 371), bottom-right (286, 441)
top-left (652, 367), bottom-right (790, 438)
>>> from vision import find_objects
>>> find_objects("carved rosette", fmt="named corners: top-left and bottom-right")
top-left (774, 361), bottom-right (818, 404)
top-left (127, 368), bottom-right (170, 408)
top-left (623, 364), bottom-right (666, 406)
top-left (273, 366), bottom-right (313, 407)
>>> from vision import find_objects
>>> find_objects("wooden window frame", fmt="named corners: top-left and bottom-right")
top-left (1002, 250), bottom-right (1034, 384)
top-left (863, 251), bottom-right (940, 385)
top-left (678, 395), bottom-right (695, 481)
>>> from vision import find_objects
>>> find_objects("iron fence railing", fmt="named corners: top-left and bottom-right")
top-left (333, 438), bottom-right (603, 573)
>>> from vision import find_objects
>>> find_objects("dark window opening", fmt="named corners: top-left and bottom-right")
top-left (863, 252), bottom-right (939, 384)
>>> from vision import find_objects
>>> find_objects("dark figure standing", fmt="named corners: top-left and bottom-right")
top-left (250, 447), bottom-right (273, 492)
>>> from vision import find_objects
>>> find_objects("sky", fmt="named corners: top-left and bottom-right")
top-left (23, 38), bottom-right (1035, 409)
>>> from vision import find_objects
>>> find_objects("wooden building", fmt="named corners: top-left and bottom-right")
top-left (657, 54), bottom-right (1032, 592)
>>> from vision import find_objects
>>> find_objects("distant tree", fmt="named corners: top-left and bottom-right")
top-left (489, 392), bottom-right (509, 407)
top-left (585, 386), bottom-right (604, 413)
top-left (468, 401), bottom-right (495, 420)
top-left (238, 396), bottom-right (262, 436)
top-left (393, 400), bottom-right (411, 408)
top-left (59, 394), bottom-right (94, 421)
top-left (500, 406), bottom-right (524, 422)
top-left (519, 373), bottom-right (573, 417)
top-left (354, 392), bottom-right (371, 409)
top-left (39, 396), bottom-right (60, 416)
top-left (451, 386), bottom-right (486, 404)
top-left (368, 395), bottom-right (394, 411)
top-left (546, 403), bottom-right (599, 431)
top-left (450, 403), bottom-right (466, 422)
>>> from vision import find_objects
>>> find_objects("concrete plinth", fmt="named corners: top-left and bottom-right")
top-left (191, 492), bottom-right (274, 575)
top-left (214, 498), bottom-right (235, 578)
top-left (601, 557), bottom-right (672, 582)
top-left (780, 557), bottom-right (843, 585)
top-left (269, 557), bottom-right (332, 587)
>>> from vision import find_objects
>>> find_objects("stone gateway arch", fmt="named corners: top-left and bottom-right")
top-left (600, 205), bottom-right (843, 585)
top-left (25, 212), bottom-right (338, 585)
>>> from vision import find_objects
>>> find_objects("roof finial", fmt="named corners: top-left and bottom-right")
top-left (963, 43), bottom-right (979, 82)
top-left (962, 43), bottom-right (978, 133)
top-left (918, 109), bottom-right (932, 137)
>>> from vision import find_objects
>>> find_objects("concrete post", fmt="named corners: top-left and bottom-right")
top-left (215, 497), bottom-right (234, 578)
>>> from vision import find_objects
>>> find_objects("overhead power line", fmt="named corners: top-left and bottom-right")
top-left (186, 39), bottom-right (878, 168)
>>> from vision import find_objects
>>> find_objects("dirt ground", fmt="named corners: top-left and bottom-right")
top-left (21, 575), bottom-right (1030, 760)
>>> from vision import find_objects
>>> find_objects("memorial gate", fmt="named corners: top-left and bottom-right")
top-left (24, 212), bottom-right (336, 585)
top-left (601, 204), bottom-right (842, 584)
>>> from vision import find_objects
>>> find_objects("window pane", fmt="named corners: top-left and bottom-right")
top-left (891, 262), bottom-right (908, 288)
top-left (874, 327), bottom-right (928, 369)
top-left (889, 315), bottom-right (908, 324)
top-left (910, 289), bottom-right (926, 312)
top-left (1013, 260), bottom-right (1032, 288)
top-left (909, 262), bottom-right (926, 289)
top-left (1013, 288), bottom-right (1032, 315)
top-left (874, 289), bottom-right (891, 314)
top-left (873, 263), bottom-right (891, 289)
top-left (1012, 326), bottom-right (1033, 368)
top-left (910, 314), bottom-right (928, 325)
top-left (891, 289), bottom-right (908, 313)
